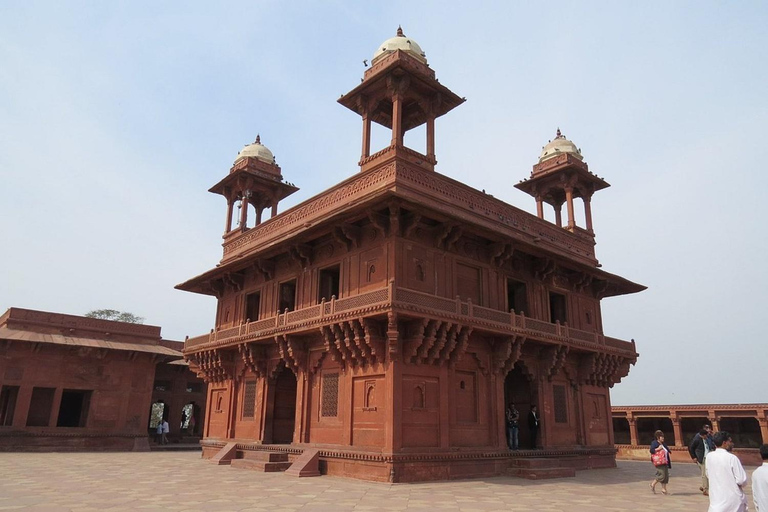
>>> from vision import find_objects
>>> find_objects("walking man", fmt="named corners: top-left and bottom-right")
top-left (706, 431), bottom-right (748, 512)
top-left (689, 425), bottom-right (716, 495)
top-left (753, 444), bottom-right (768, 511)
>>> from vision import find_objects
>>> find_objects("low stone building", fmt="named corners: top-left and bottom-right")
top-left (0, 307), bottom-right (206, 451)
top-left (612, 404), bottom-right (768, 466)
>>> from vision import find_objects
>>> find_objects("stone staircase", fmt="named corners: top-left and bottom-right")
top-left (230, 450), bottom-right (293, 472)
top-left (508, 457), bottom-right (576, 479)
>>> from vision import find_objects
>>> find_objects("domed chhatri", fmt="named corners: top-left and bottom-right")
top-left (235, 134), bottom-right (276, 165)
top-left (539, 128), bottom-right (583, 163)
top-left (372, 26), bottom-right (427, 65)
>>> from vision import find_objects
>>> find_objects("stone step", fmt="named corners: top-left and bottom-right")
top-left (230, 458), bottom-right (292, 472)
top-left (236, 450), bottom-right (289, 462)
top-left (509, 466), bottom-right (576, 479)
top-left (510, 457), bottom-right (565, 469)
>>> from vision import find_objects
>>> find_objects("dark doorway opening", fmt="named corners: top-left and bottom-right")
top-left (636, 417), bottom-right (675, 445)
top-left (271, 367), bottom-right (297, 444)
top-left (245, 291), bottom-right (261, 322)
top-left (681, 417), bottom-right (709, 446)
top-left (56, 389), bottom-right (91, 427)
top-left (279, 280), bottom-right (297, 313)
top-left (0, 385), bottom-right (19, 426)
top-left (506, 279), bottom-right (528, 314)
top-left (318, 265), bottom-right (341, 302)
top-left (613, 417), bottom-right (631, 444)
top-left (504, 364), bottom-right (534, 448)
top-left (720, 417), bottom-right (763, 448)
top-left (549, 292), bottom-right (567, 324)
top-left (26, 387), bottom-right (56, 427)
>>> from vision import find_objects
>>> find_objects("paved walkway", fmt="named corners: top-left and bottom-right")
top-left (0, 452), bottom-right (757, 511)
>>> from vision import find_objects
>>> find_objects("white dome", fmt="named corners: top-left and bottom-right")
top-left (539, 129), bottom-right (583, 163)
top-left (236, 135), bottom-right (275, 164)
top-left (372, 27), bottom-right (427, 65)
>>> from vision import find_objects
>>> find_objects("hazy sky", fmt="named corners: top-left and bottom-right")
top-left (2, 2), bottom-right (766, 406)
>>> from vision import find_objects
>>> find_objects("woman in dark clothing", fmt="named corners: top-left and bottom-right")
top-left (650, 429), bottom-right (672, 495)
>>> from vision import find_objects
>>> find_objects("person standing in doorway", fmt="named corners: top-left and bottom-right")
top-left (528, 405), bottom-right (540, 449)
top-left (706, 431), bottom-right (748, 512)
top-left (161, 419), bottom-right (170, 445)
top-left (506, 402), bottom-right (520, 450)
top-left (689, 426), bottom-right (716, 496)
top-left (751, 444), bottom-right (768, 511)
top-left (155, 421), bottom-right (163, 444)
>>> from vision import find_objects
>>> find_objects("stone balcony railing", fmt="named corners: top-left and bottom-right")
top-left (185, 284), bottom-right (636, 357)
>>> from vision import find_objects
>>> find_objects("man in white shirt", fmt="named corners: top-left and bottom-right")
top-left (753, 444), bottom-right (768, 511)
top-left (707, 431), bottom-right (748, 512)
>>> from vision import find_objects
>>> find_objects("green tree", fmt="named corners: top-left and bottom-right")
top-left (85, 309), bottom-right (144, 324)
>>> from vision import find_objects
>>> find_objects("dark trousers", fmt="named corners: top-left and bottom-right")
top-left (530, 427), bottom-right (539, 449)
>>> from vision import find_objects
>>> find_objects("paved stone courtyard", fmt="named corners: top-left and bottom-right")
top-left (0, 451), bottom-right (757, 511)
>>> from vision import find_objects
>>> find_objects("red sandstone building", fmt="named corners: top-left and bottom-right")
top-left (178, 29), bottom-right (645, 481)
top-left (0, 307), bottom-right (206, 450)
top-left (613, 404), bottom-right (768, 466)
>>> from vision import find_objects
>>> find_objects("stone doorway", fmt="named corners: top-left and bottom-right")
top-left (504, 365), bottom-right (534, 449)
top-left (270, 367), bottom-right (297, 444)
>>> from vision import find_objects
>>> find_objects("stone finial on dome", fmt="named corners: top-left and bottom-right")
top-left (372, 26), bottom-right (427, 65)
top-left (538, 128), bottom-right (583, 163)
top-left (235, 134), bottom-right (276, 165)
top-left (255, 134), bottom-right (261, 144)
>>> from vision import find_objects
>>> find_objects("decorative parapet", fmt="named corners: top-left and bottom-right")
top-left (184, 285), bottom-right (637, 362)
top-left (220, 163), bottom-right (598, 267)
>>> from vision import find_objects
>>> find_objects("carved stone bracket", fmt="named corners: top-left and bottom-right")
top-left (186, 349), bottom-right (234, 383)
top-left (333, 224), bottom-right (361, 251)
top-left (578, 352), bottom-right (634, 387)
top-left (388, 204), bottom-right (401, 236)
top-left (367, 209), bottom-right (388, 238)
top-left (275, 334), bottom-right (307, 374)
top-left (224, 272), bottom-right (244, 292)
top-left (489, 243), bottom-right (514, 268)
top-left (288, 244), bottom-right (312, 269)
top-left (533, 257), bottom-right (556, 281)
top-left (542, 345), bottom-right (569, 381)
top-left (319, 318), bottom-right (386, 370)
top-left (435, 223), bottom-right (462, 250)
top-left (573, 272), bottom-right (593, 293)
top-left (492, 335), bottom-right (526, 374)
top-left (402, 213), bottom-right (421, 238)
top-left (403, 319), bottom-right (471, 367)
top-left (252, 259), bottom-right (274, 281)
top-left (238, 342), bottom-right (267, 379)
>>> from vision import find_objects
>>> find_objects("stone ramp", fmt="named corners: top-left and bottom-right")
top-left (508, 457), bottom-right (576, 479)
top-left (230, 450), bottom-right (292, 472)
top-left (284, 448), bottom-right (320, 477)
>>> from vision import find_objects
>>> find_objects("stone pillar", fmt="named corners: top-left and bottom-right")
top-left (710, 415), bottom-right (720, 433)
top-left (554, 203), bottom-right (563, 227)
top-left (628, 418), bottom-right (638, 446)
top-left (536, 196), bottom-right (544, 219)
top-left (672, 418), bottom-right (683, 447)
top-left (361, 114), bottom-right (371, 160)
top-left (391, 94), bottom-right (404, 146)
top-left (271, 203), bottom-right (278, 218)
top-left (565, 187), bottom-right (575, 228)
top-left (225, 197), bottom-right (234, 233)
top-left (426, 115), bottom-right (435, 160)
top-left (239, 196), bottom-right (249, 228)
top-left (583, 195), bottom-right (594, 233)
top-left (255, 203), bottom-right (263, 225)
top-left (758, 417), bottom-right (768, 444)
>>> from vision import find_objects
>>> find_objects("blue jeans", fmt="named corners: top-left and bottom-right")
top-left (507, 425), bottom-right (519, 449)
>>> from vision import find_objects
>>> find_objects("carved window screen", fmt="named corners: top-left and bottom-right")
top-left (321, 372), bottom-right (339, 417)
top-left (242, 381), bottom-right (257, 418)
top-left (553, 385), bottom-right (568, 423)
